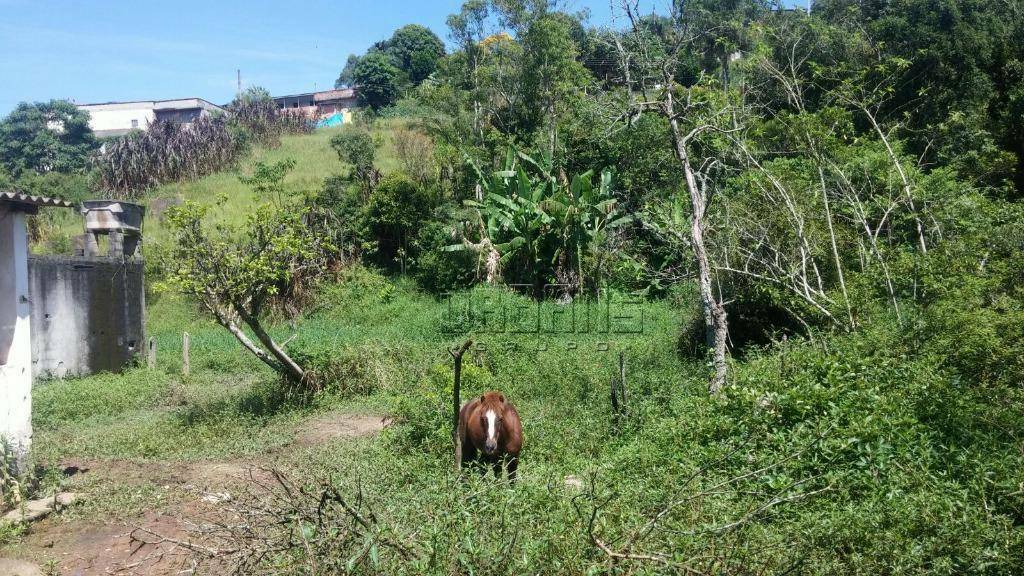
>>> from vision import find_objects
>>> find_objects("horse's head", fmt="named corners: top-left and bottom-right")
top-left (478, 391), bottom-right (507, 455)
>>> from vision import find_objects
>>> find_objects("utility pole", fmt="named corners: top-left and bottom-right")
top-left (237, 69), bottom-right (241, 96)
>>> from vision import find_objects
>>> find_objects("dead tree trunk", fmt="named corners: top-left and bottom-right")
top-left (667, 107), bottom-right (730, 394)
top-left (862, 108), bottom-right (928, 255)
top-left (819, 167), bottom-right (855, 327)
top-left (236, 307), bottom-right (305, 384)
top-left (203, 299), bottom-right (306, 385)
top-left (618, 0), bottom-right (731, 395)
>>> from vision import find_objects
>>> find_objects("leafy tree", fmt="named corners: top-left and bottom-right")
top-left (813, 0), bottom-right (1023, 191)
top-left (335, 54), bottom-right (362, 89)
top-left (472, 32), bottom-right (529, 138)
top-left (447, 0), bottom-right (493, 137)
top-left (352, 52), bottom-right (403, 110)
top-left (161, 159), bottom-right (333, 386)
top-left (579, 28), bottom-right (622, 84)
top-left (521, 13), bottom-right (592, 157)
top-left (683, 0), bottom-right (770, 89)
top-left (379, 24), bottom-right (446, 83)
top-left (0, 100), bottom-right (97, 176)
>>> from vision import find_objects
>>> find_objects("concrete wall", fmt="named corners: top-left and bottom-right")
top-left (28, 256), bottom-right (145, 378)
top-left (80, 105), bottom-right (156, 135)
top-left (0, 207), bottom-right (33, 467)
top-left (78, 99), bottom-right (224, 137)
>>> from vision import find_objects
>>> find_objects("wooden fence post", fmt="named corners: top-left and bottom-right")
top-left (147, 337), bottom-right (156, 369)
top-left (449, 339), bottom-right (473, 473)
top-left (182, 332), bottom-right (190, 376)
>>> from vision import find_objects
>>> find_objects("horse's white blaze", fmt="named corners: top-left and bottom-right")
top-left (485, 409), bottom-right (497, 443)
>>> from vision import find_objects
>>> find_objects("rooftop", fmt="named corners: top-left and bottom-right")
top-left (77, 98), bottom-right (225, 112)
top-left (0, 191), bottom-right (76, 213)
top-left (273, 88), bottom-right (356, 101)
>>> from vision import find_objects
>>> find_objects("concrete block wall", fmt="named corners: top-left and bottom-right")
top-left (28, 256), bottom-right (145, 378)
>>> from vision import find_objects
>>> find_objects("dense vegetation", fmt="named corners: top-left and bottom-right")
top-left (3, 0), bottom-right (1024, 574)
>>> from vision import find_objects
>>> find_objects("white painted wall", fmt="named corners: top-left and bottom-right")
top-left (82, 105), bottom-right (156, 134)
top-left (78, 99), bottom-right (224, 136)
top-left (0, 206), bottom-right (33, 471)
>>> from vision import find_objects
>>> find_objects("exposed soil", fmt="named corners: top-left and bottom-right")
top-left (0, 411), bottom-right (389, 575)
top-left (291, 412), bottom-right (392, 447)
top-left (12, 512), bottom-right (200, 576)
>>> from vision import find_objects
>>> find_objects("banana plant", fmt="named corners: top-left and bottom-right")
top-left (541, 167), bottom-right (632, 291)
top-left (449, 147), bottom-right (629, 294)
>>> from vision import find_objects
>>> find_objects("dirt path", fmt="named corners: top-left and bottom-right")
top-left (1, 411), bottom-right (390, 575)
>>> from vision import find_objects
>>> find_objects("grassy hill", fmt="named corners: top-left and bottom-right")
top-left (36, 122), bottom-right (408, 251)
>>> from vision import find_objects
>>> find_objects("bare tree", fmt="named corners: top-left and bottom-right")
top-left (614, 1), bottom-right (735, 393)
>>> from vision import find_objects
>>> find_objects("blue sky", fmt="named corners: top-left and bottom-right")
top-left (0, 0), bottom-right (802, 116)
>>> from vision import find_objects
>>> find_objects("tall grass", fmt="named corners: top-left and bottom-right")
top-left (96, 117), bottom-right (240, 198)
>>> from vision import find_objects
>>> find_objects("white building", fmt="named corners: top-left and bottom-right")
top-left (76, 98), bottom-right (225, 138)
top-left (0, 191), bottom-right (74, 471)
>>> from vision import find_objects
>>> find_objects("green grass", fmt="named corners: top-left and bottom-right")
top-left (14, 126), bottom-right (1024, 574)
top-left (21, 269), bottom-right (1024, 574)
top-left (145, 120), bottom-right (405, 234)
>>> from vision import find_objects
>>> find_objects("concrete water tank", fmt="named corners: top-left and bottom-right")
top-left (79, 200), bottom-right (145, 258)
top-left (81, 200), bottom-right (145, 234)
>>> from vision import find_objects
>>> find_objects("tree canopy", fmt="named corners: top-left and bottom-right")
top-left (352, 52), bottom-right (403, 110)
top-left (0, 100), bottom-right (97, 177)
top-left (335, 24), bottom-right (447, 106)
top-left (378, 24), bottom-right (447, 83)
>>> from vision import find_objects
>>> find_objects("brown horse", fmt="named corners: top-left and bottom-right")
top-left (458, 391), bottom-right (522, 481)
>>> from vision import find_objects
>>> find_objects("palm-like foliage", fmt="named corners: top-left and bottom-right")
top-left (543, 168), bottom-right (631, 291)
top-left (452, 148), bottom-right (629, 294)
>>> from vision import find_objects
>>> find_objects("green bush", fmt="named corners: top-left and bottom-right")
top-left (412, 207), bottom-right (477, 294)
top-left (329, 127), bottom-right (377, 195)
top-left (366, 173), bottom-right (433, 268)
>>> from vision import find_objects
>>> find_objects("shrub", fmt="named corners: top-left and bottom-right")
top-left (390, 125), bottom-right (436, 187)
top-left (306, 175), bottom-right (370, 264)
top-left (413, 209), bottom-right (477, 294)
top-left (330, 127), bottom-right (378, 196)
top-left (366, 173), bottom-right (433, 269)
top-left (286, 345), bottom-right (380, 397)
